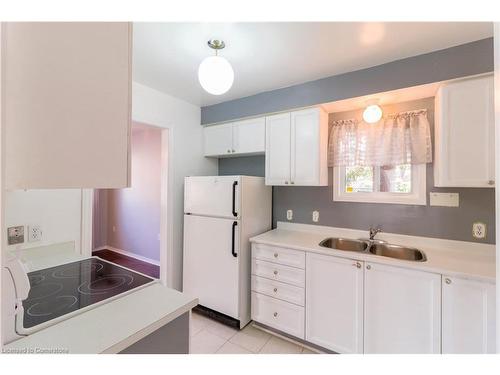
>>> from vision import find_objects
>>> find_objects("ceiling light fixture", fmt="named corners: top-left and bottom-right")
top-left (198, 39), bottom-right (234, 96)
top-left (363, 101), bottom-right (383, 123)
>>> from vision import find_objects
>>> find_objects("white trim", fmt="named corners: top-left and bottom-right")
top-left (80, 189), bottom-right (93, 257)
top-left (333, 164), bottom-right (427, 205)
top-left (493, 22), bottom-right (500, 353)
top-left (94, 246), bottom-right (160, 267)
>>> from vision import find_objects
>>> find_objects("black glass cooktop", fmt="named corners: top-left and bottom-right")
top-left (22, 258), bottom-right (154, 329)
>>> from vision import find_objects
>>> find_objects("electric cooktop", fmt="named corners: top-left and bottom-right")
top-left (22, 257), bottom-right (155, 329)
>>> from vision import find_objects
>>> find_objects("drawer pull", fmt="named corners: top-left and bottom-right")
top-left (353, 262), bottom-right (361, 269)
top-left (273, 270), bottom-right (278, 275)
top-left (366, 265), bottom-right (371, 270)
top-left (273, 312), bottom-right (278, 317)
top-left (273, 288), bottom-right (278, 293)
top-left (445, 278), bottom-right (452, 284)
top-left (274, 253), bottom-right (278, 258)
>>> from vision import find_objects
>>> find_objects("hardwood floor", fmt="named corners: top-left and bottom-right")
top-left (93, 249), bottom-right (160, 278)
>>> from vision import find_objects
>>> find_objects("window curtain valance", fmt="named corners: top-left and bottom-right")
top-left (328, 109), bottom-right (432, 167)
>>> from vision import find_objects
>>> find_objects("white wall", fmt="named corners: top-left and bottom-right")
top-left (132, 82), bottom-right (217, 290)
top-left (494, 23), bottom-right (500, 353)
top-left (4, 189), bottom-right (82, 252)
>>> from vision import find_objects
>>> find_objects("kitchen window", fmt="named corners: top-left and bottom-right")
top-left (329, 110), bottom-right (431, 205)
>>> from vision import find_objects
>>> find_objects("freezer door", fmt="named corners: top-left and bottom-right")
top-left (183, 214), bottom-right (240, 319)
top-left (184, 176), bottom-right (241, 219)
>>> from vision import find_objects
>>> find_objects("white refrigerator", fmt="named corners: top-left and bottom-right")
top-left (183, 176), bottom-right (272, 328)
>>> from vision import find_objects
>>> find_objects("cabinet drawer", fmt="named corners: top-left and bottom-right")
top-left (251, 292), bottom-right (305, 339)
top-left (252, 259), bottom-right (305, 287)
top-left (251, 275), bottom-right (304, 306)
top-left (252, 243), bottom-right (305, 269)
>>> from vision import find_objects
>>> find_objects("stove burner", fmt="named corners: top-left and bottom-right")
top-left (52, 262), bottom-right (104, 279)
top-left (78, 274), bottom-right (134, 295)
top-left (22, 258), bottom-right (154, 329)
top-left (28, 274), bottom-right (46, 285)
top-left (28, 282), bottom-right (64, 300)
top-left (27, 295), bottom-right (78, 317)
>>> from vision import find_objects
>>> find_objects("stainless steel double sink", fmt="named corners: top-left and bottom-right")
top-left (319, 237), bottom-right (427, 262)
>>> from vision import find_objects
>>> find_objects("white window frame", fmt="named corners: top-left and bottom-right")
top-left (333, 164), bottom-right (427, 205)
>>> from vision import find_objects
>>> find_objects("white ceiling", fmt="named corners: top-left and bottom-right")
top-left (132, 22), bottom-right (493, 107)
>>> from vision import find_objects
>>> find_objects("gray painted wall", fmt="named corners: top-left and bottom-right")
top-left (202, 38), bottom-right (494, 124)
top-left (218, 97), bottom-right (495, 244)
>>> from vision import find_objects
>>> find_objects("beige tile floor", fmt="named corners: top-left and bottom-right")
top-left (190, 312), bottom-right (317, 354)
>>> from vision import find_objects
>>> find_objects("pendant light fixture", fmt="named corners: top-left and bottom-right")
top-left (198, 39), bottom-right (234, 96)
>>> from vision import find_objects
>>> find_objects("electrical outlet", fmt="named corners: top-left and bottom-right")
top-left (28, 225), bottom-right (42, 242)
top-left (312, 211), bottom-right (319, 222)
top-left (472, 222), bottom-right (486, 239)
top-left (7, 226), bottom-right (24, 245)
top-left (286, 209), bottom-right (293, 221)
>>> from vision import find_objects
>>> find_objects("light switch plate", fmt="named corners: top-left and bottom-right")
top-left (472, 222), bottom-right (487, 239)
top-left (429, 192), bottom-right (459, 207)
top-left (312, 211), bottom-right (319, 222)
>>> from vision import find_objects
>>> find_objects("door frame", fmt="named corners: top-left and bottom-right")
top-left (80, 122), bottom-right (172, 287)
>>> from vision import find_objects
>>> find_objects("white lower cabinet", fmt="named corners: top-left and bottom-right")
top-left (442, 276), bottom-right (496, 353)
top-left (364, 263), bottom-right (441, 353)
top-left (251, 243), bottom-right (494, 354)
top-left (251, 292), bottom-right (305, 339)
top-left (305, 253), bottom-right (363, 353)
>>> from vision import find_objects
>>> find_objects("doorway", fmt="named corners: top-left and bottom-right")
top-left (91, 122), bottom-right (168, 279)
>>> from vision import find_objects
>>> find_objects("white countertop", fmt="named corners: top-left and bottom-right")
top-left (3, 242), bottom-right (197, 354)
top-left (250, 222), bottom-right (496, 283)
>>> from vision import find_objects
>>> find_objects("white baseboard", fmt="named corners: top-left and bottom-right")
top-left (93, 245), bottom-right (160, 266)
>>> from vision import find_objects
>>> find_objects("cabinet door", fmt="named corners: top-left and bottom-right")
top-left (203, 123), bottom-right (233, 157)
top-left (364, 263), bottom-right (441, 353)
top-left (434, 75), bottom-right (495, 187)
top-left (265, 113), bottom-right (291, 185)
top-left (291, 108), bottom-right (327, 186)
top-left (3, 22), bottom-right (132, 189)
top-left (232, 117), bottom-right (265, 155)
top-left (442, 276), bottom-right (496, 353)
top-left (306, 253), bottom-right (363, 353)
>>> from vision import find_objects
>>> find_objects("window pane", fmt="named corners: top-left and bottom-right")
top-left (345, 166), bottom-right (374, 193)
top-left (379, 164), bottom-right (412, 193)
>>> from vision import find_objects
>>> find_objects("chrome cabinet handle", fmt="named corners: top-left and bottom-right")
top-left (273, 312), bottom-right (278, 317)
top-left (273, 288), bottom-right (278, 293)
top-left (285, 181), bottom-right (289, 185)
top-left (366, 265), bottom-right (371, 270)
top-left (488, 180), bottom-right (495, 185)
top-left (445, 278), bottom-right (452, 284)
top-left (273, 270), bottom-right (278, 275)
top-left (353, 262), bottom-right (361, 269)
top-left (227, 149), bottom-right (231, 153)
top-left (274, 253), bottom-right (278, 258)
top-left (291, 181), bottom-right (295, 184)
top-left (232, 149), bottom-right (236, 153)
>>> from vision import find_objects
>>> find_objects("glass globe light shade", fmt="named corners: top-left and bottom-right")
top-left (363, 104), bottom-right (383, 123)
top-left (198, 55), bottom-right (234, 95)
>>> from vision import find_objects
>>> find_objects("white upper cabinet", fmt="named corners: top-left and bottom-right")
top-left (232, 117), bottom-right (265, 154)
top-left (442, 276), bottom-right (496, 353)
top-left (306, 253), bottom-right (363, 353)
top-left (265, 112), bottom-right (292, 185)
top-left (364, 263), bottom-right (441, 354)
top-left (2, 22), bottom-right (132, 189)
top-left (203, 117), bottom-right (265, 157)
top-left (265, 107), bottom-right (328, 186)
top-left (204, 123), bottom-right (233, 156)
top-left (434, 75), bottom-right (495, 187)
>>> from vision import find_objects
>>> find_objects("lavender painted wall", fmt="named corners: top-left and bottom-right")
top-left (94, 124), bottom-right (162, 261)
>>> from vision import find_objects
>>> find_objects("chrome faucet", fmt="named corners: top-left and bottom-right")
top-left (369, 226), bottom-right (382, 241)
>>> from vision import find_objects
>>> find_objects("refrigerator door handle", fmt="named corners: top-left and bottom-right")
top-left (231, 221), bottom-right (238, 258)
top-left (232, 181), bottom-right (238, 217)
